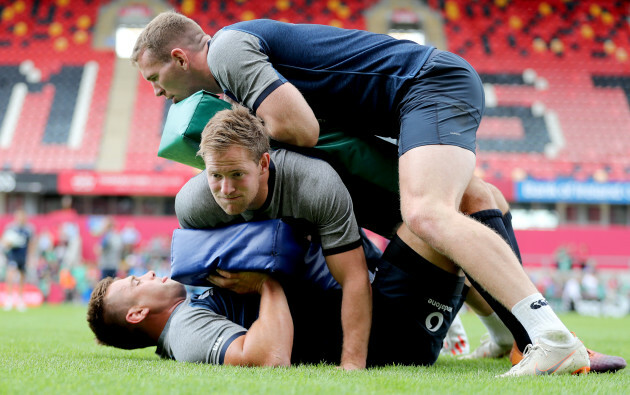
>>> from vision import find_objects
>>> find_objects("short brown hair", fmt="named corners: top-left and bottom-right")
top-left (198, 105), bottom-right (270, 164)
top-left (86, 277), bottom-right (154, 350)
top-left (131, 11), bottom-right (206, 64)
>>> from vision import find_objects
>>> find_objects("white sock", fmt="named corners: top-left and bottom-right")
top-left (511, 293), bottom-right (573, 346)
top-left (479, 312), bottom-right (514, 346)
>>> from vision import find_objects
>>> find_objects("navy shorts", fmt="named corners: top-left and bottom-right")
top-left (367, 237), bottom-right (467, 366)
top-left (100, 268), bottom-right (117, 279)
top-left (398, 49), bottom-right (485, 156)
top-left (7, 258), bottom-right (26, 273)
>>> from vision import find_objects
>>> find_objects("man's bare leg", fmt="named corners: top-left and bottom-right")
top-left (398, 144), bottom-right (578, 352)
top-left (460, 176), bottom-right (531, 351)
top-left (399, 145), bottom-right (538, 307)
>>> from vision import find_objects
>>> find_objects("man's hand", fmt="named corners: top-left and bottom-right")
top-left (207, 269), bottom-right (270, 294)
top-left (325, 247), bottom-right (372, 370)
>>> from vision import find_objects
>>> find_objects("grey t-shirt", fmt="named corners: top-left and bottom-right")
top-left (156, 296), bottom-right (248, 364)
top-left (208, 29), bottom-right (278, 111)
top-left (175, 149), bottom-right (361, 255)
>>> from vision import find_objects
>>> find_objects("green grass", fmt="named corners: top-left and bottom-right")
top-left (1, 305), bottom-right (628, 394)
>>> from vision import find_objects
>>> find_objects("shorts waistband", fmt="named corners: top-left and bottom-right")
top-left (425, 48), bottom-right (442, 64)
top-left (413, 48), bottom-right (443, 79)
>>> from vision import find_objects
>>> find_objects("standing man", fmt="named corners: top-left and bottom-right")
top-left (2, 209), bottom-right (35, 311)
top-left (132, 12), bottom-right (589, 376)
top-left (175, 106), bottom-right (372, 370)
top-left (95, 217), bottom-right (124, 280)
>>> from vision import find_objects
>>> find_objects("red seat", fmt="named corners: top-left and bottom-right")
top-left (433, 0), bottom-right (630, 181)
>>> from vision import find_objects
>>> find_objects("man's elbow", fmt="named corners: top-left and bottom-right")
top-left (298, 133), bottom-right (318, 148)
top-left (262, 351), bottom-right (291, 367)
top-left (276, 127), bottom-right (318, 147)
top-left (302, 119), bottom-right (320, 147)
top-left (272, 118), bottom-right (319, 147)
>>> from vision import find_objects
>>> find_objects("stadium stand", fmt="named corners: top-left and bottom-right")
top-left (3, 0), bottom-right (627, 181)
top-left (0, 0), bottom-right (381, 174)
top-left (0, 0), bottom-right (113, 173)
top-left (125, 78), bottom-right (182, 172)
top-left (429, 0), bottom-right (630, 182)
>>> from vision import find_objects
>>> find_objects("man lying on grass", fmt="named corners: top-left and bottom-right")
top-left (87, 237), bottom-right (469, 368)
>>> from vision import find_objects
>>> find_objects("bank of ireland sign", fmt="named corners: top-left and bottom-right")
top-left (517, 179), bottom-right (630, 203)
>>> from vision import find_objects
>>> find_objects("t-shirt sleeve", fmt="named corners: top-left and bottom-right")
top-left (163, 307), bottom-right (247, 365)
top-left (208, 29), bottom-right (285, 112)
top-left (279, 151), bottom-right (362, 255)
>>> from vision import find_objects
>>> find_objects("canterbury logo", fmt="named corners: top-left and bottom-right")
top-left (530, 299), bottom-right (549, 310)
top-left (534, 350), bottom-right (575, 375)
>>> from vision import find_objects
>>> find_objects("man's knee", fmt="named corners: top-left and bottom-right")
top-left (460, 176), bottom-right (497, 214)
top-left (402, 199), bottom-right (455, 244)
top-left (487, 183), bottom-right (510, 214)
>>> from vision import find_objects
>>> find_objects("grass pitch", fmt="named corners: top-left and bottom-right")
top-left (1, 304), bottom-right (628, 394)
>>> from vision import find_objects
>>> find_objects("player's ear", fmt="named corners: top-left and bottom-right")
top-left (171, 48), bottom-right (189, 70)
top-left (126, 306), bottom-right (149, 324)
top-left (259, 152), bottom-right (270, 174)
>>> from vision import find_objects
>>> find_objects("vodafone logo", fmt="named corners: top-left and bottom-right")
top-left (70, 173), bottom-right (97, 192)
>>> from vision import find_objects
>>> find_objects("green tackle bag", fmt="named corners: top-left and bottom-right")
top-left (158, 90), bottom-right (401, 238)
top-left (158, 90), bottom-right (231, 169)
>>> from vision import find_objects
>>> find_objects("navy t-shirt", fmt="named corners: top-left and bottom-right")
top-left (208, 20), bottom-right (435, 136)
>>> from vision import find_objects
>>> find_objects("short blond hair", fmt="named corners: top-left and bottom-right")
top-left (131, 11), bottom-right (206, 64)
top-left (198, 105), bottom-right (270, 164)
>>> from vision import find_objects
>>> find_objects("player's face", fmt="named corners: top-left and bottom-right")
top-left (107, 271), bottom-right (186, 314)
top-left (205, 146), bottom-right (269, 216)
top-left (137, 51), bottom-right (196, 104)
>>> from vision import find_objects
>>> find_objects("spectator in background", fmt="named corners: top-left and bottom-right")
top-left (34, 228), bottom-right (57, 301)
top-left (554, 245), bottom-right (574, 272)
top-left (94, 217), bottom-right (123, 280)
top-left (120, 222), bottom-right (141, 257)
top-left (562, 270), bottom-right (582, 312)
top-left (59, 221), bottom-right (82, 270)
top-left (574, 244), bottom-right (590, 270)
top-left (1, 209), bottom-right (35, 311)
top-left (581, 260), bottom-right (601, 301)
top-left (36, 228), bottom-right (56, 264)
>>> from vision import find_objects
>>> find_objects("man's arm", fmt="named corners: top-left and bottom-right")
top-left (213, 271), bottom-right (294, 367)
top-left (256, 83), bottom-right (319, 147)
top-left (208, 30), bottom-right (318, 146)
top-left (324, 246), bottom-right (372, 370)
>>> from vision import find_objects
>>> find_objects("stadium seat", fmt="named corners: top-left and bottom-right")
top-left (0, 0), bottom-right (113, 173)
top-left (429, 0), bottom-right (630, 181)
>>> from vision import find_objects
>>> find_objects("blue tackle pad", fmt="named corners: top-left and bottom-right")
top-left (170, 219), bottom-right (384, 291)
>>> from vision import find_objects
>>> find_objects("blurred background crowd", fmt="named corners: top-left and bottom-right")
top-left (1, 204), bottom-right (173, 309)
top-left (2, 207), bottom-right (629, 317)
